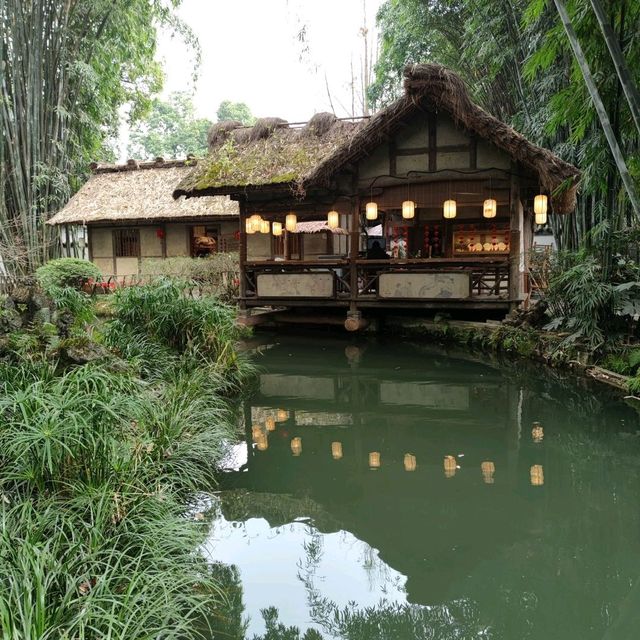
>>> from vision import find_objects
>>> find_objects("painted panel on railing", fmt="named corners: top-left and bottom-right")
top-left (256, 272), bottom-right (334, 298)
top-left (379, 272), bottom-right (470, 299)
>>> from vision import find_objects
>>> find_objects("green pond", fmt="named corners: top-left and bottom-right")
top-left (204, 335), bottom-right (640, 639)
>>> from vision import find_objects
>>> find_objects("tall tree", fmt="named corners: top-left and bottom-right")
top-left (128, 92), bottom-right (212, 159)
top-left (0, 0), bottom-right (196, 274)
top-left (216, 101), bottom-right (256, 125)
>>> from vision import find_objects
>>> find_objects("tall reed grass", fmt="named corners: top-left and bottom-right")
top-left (0, 279), bottom-right (254, 639)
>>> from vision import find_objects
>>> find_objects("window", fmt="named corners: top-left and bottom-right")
top-left (114, 229), bottom-right (140, 257)
top-left (191, 225), bottom-right (219, 257)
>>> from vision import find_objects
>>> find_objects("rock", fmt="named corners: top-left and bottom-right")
top-left (60, 339), bottom-right (112, 365)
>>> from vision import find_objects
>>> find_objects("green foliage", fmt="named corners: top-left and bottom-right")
top-left (217, 100), bottom-right (256, 125)
top-left (544, 250), bottom-right (640, 348)
top-left (128, 91), bottom-right (213, 159)
top-left (371, 0), bottom-right (640, 251)
top-left (141, 254), bottom-right (240, 303)
top-left (0, 276), bottom-right (252, 638)
top-left (1, 0), bottom-right (199, 274)
top-left (36, 258), bottom-right (101, 290)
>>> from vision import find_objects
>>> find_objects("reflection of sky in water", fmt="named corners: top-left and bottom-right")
top-left (202, 513), bottom-right (407, 637)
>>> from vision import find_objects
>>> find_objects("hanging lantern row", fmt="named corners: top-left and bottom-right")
top-left (245, 213), bottom-right (297, 235)
top-left (361, 193), bottom-right (548, 222)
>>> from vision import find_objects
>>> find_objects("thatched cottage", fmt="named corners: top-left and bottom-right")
top-left (174, 64), bottom-right (579, 327)
top-left (48, 159), bottom-right (239, 277)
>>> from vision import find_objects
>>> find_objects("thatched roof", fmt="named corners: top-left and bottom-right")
top-left (173, 113), bottom-right (361, 198)
top-left (306, 64), bottom-right (581, 214)
top-left (175, 64), bottom-right (580, 214)
top-left (48, 159), bottom-right (238, 225)
top-left (295, 221), bottom-right (348, 235)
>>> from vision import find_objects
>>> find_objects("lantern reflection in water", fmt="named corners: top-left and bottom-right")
top-left (369, 452), bottom-right (381, 469)
top-left (290, 437), bottom-right (302, 456)
top-left (530, 464), bottom-right (544, 486)
top-left (404, 453), bottom-right (417, 472)
top-left (255, 433), bottom-right (268, 451)
top-left (532, 422), bottom-right (544, 443)
top-left (444, 455), bottom-right (457, 478)
top-left (331, 441), bottom-right (343, 460)
top-left (481, 461), bottom-right (495, 484)
top-left (265, 416), bottom-right (276, 432)
top-left (251, 425), bottom-right (263, 441)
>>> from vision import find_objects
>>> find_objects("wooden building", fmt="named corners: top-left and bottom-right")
top-left (176, 64), bottom-right (580, 327)
top-left (48, 159), bottom-right (239, 277)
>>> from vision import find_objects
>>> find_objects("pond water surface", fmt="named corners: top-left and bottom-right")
top-left (204, 335), bottom-right (640, 639)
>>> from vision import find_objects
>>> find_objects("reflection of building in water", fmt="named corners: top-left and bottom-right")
top-left (228, 340), bottom-right (546, 606)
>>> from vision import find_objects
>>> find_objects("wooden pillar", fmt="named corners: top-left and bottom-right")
top-left (349, 195), bottom-right (360, 315)
top-left (238, 200), bottom-right (247, 311)
top-left (508, 170), bottom-right (522, 309)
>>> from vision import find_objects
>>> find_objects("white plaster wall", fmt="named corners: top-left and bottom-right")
top-left (477, 140), bottom-right (511, 170)
top-left (166, 224), bottom-right (188, 257)
top-left (90, 228), bottom-right (112, 258)
top-left (140, 227), bottom-right (163, 257)
top-left (437, 114), bottom-right (469, 145)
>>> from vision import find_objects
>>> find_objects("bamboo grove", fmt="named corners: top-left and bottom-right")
top-left (370, 0), bottom-right (640, 255)
top-left (0, 0), bottom-right (196, 275)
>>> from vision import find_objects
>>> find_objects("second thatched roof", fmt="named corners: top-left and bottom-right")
top-left (48, 159), bottom-right (238, 226)
top-left (173, 114), bottom-right (361, 198)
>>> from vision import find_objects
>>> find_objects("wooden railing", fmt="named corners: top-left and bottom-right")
top-left (242, 257), bottom-right (510, 302)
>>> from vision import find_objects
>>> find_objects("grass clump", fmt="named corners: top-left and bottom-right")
top-left (0, 278), bottom-right (253, 639)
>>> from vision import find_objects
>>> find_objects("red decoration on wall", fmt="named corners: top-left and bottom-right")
top-left (156, 228), bottom-right (165, 239)
top-left (234, 230), bottom-right (241, 241)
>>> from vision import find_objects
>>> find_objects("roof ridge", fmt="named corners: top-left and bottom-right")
top-left (90, 157), bottom-right (199, 174)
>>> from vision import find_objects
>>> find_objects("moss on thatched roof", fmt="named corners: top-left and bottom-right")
top-left (176, 64), bottom-right (580, 214)
top-left (173, 114), bottom-right (361, 197)
top-left (48, 159), bottom-right (238, 226)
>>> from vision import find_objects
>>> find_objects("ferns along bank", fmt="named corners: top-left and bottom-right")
top-left (0, 275), bottom-right (254, 639)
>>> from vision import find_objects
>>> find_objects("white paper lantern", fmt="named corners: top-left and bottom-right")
top-left (443, 200), bottom-right (457, 219)
top-left (402, 200), bottom-right (415, 219)
top-left (327, 210), bottom-right (339, 229)
top-left (483, 198), bottom-right (497, 218)
top-left (366, 202), bottom-right (378, 220)
top-left (534, 194), bottom-right (548, 225)
top-left (260, 219), bottom-right (270, 234)
top-left (286, 213), bottom-right (297, 233)
top-left (272, 222), bottom-right (283, 236)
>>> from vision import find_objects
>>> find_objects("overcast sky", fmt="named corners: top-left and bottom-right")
top-left (156, 0), bottom-right (385, 123)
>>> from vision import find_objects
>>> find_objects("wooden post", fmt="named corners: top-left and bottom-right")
top-left (508, 170), bottom-right (522, 309)
top-left (349, 195), bottom-right (360, 315)
top-left (238, 200), bottom-right (247, 311)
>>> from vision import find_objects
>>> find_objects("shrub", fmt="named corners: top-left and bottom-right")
top-left (141, 254), bottom-right (240, 303)
top-left (105, 278), bottom-right (247, 381)
top-left (36, 258), bottom-right (102, 291)
top-left (543, 251), bottom-right (640, 350)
